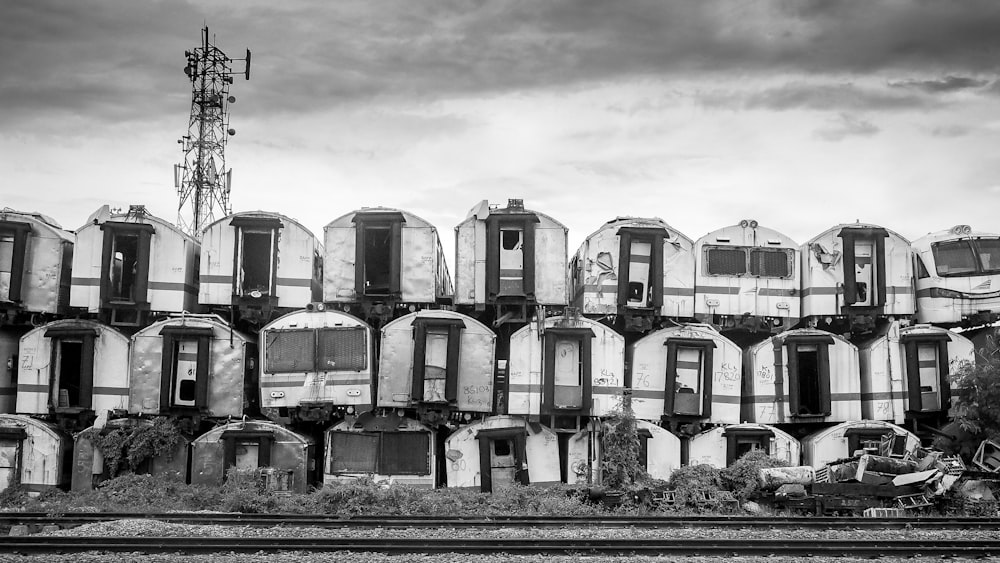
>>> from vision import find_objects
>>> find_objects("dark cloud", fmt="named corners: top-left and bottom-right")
top-left (930, 125), bottom-right (972, 138)
top-left (815, 113), bottom-right (879, 142)
top-left (889, 76), bottom-right (989, 93)
top-left (698, 82), bottom-right (935, 112)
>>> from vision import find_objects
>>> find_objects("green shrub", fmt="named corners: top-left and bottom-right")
top-left (720, 449), bottom-right (790, 501)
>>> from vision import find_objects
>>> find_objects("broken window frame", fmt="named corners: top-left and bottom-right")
top-left (542, 327), bottom-right (595, 416)
top-left (0, 220), bottom-right (31, 303)
top-left (843, 427), bottom-right (904, 456)
top-left (44, 326), bottom-right (97, 411)
top-left (485, 213), bottom-right (540, 301)
top-left (326, 430), bottom-right (431, 476)
top-left (411, 317), bottom-right (465, 404)
top-left (475, 427), bottom-right (529, 492)
top-left (220, 430), bottom-right (273, 474)
top-left (724, 427), bottom-right (773, 466)
top-left (230, 216), bottom-right (283, 299)
top-left (777, 333), bottom-right (834, 418)
top-left (704, 245), bottom-right (794, 279)
top-left (901, 332), bottom-right (951, 413)
top-left (837, 227), bottom-right (889, 308)
top-left (99, 222), bottom-right (154, 308)
top-left (616, 227), bottom-right (665, 309)
top-left (663, 337), bottom-right (716, 418)
top-left (351, 212), bottom-right (404, 298)
top-left (158, 326), bottom-right (213, 411)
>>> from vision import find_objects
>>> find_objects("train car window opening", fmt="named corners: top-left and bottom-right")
top-left (933, 240), bottom-right (979, 276)
top-left (53, 339), bottom-right (84, 408)
top-left (238, 229), bottom-right (275, 295)
top-left (0, 234), bottom-right (13, 301)
top-left (915, 343), bottom-right (941, 410)
top-left (901, 333), bottom-right (951, 412)
top-left (673, 347), bottom-right (703, 415)
top-left (499, 227), bottom-right (525, 295)
top-left (380, 431), bottom-right (431, 475)
top-left (422, 328), bottom-right (449, 402)
top-left (362, 225), bottom-right (393, 294)
top-left (170, 339), bottom-right (199, 407)
top-left (794, 345), bottom-right (822, 415)
top-left (706, 247), bottom-right (746, 275)
top-left (553, 338), bottom-right (583, 409)
top-left (264, 329), bottom-right (316, 373)
top-left (976, 237), bottom-right (1000, 273)
top-left (626, 238), bottom-right (653, 306)
top-left (493, 439), bottom-right (511, 457)
top-left (109, 232), bottom-right (139, 301)
top-left (749, 248), bottom-right (792, 278)
top-left (328, 431), bottom-right (378, 473)
top-left (317, 327), bottom-right (367, 372)
top-left (915, 256), bottom-right (930, 279)
top-left (724, 428), bottom-right (773, 465)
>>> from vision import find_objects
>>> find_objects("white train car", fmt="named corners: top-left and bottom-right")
top-left (199, 211), bottom-right (323, 325)
top-left (0, 328), bottom-right (23, 413)
top-left (325, 412), bottom-right (437, 488)
top-left (377, 310), bottom-right (495, 419)
top-left (742, 328), bottom-right (862, 424)
top-left (324, 207), bottom-right (451, 322)
top-left (16, 319), bottom-right (130, 423)
top-left (0, 414), bottom-right (71, 493)
top-left (507, 314), bottom-right (625, 420)
top-left (629, 324), bottom-right (742, 424)
top-left (693, 220), bottom-right (799, 331)
top-left (454, 199), bottom-right (567, 324)
top-left (444, 415), bottom-right (560, 492)
top-left (912, 225), bottom-right (1000, 327)
top-left (802, 223), bottom-right (915, 328)
top-left (564, 419), bottom-right (680, 484)
top-left (688, 423), bottom-right (800, 468)
top-left (129, 314), bottom-right (256, 419)
top-left (190, 419), bottom-right (315, 494)
top-left (801, 420), bottom-right (920, 468)
top-left (71, 417), bottom-right (189, 492)
top-left (569, 217), bottom-right (695, 329)
top-left (0, 209), bottom-right (74, 318)
top-left (258, 308), bottom-right (375, 422)
top-left (70, 205), bottom-right (200, 327)
top-left (858, 322), bottom-right (975, 423)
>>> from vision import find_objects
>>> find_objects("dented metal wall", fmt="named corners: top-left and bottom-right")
top-left (688, 423), bottom-right (801, 468)
top-left (743, 328), bottom-right (862, 424)
top-left (801, 223), bottom-right (914, 320)
top-left (191, 420), bottom-right (314, 494)
top-left (0, 414), bottom-right (70, 493)
top-left (258, 309), bottom-right (374, 410)
top-left (694, 222), bottom-right (800, 327)
top-left (570, 217), bottom-right (695, 318)
top-left (377, 310), bottom-right (495, 412)
top-left (801, 420), bottom-right (919, 468)
top-left (0, 210), bottom-right (74, 315)
top-left (16, 319), bottom-right (130, 416)
top-left (199, 211), bottom-right (322, 309)
top-left (629, 324), bottom-right (742, 423)
top-left (70, 208), bottom-right (200, 314)
top-left (443, 415), bottom-right (560, 489)
top-left (323, 207), bottom-right (452, 304)
top-left (129, 315), bottom-right (253, 418)
top-left (507, 315), bottom-right (625, 417)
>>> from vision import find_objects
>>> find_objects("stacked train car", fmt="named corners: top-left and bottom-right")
top-left (1, 198), bottom-right (999, 496)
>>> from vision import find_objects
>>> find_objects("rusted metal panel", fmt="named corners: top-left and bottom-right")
top-left (0, 211), bottom-right (75, 315)
top-left (324, 415), bottom-right (436, 488)
top-left (399, 226), bottom-right (437, 302)
top-left (71, 418), bottom-right (189, 491)
top-left (0, 414), bottom-right (70, 492)
top-left (323, 225), bottom-right (356, 302)
top-left (191, 420), bottom-right (314, 494)
top-left (197, 214), bottom-right (237, 305)
top-left (534, 222), bottom-right (568, 306)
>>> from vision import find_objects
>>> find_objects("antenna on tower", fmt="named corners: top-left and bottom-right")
top-left (174, 26), bottom-right (251, 235)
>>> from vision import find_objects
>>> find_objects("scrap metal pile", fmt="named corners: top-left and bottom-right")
top-left (760, 437), bottom-right (1000, 516)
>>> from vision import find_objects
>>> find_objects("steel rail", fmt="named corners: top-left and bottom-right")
top-left (3, 512), bottom-right (1000, 529)
top-left (2, 536), bottom-right (1000, 556)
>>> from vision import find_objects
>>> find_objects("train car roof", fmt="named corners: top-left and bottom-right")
top-left (261, 307), bottom-right (373, 331)
top-left (805, 222), bottom-right (911, 245)
top-left (455, 200), bottom-right (568, 231)
top-left (695, 221), bottom-right (799, 248)
top-left (134, 313), bottom-right (254, 341)
top-left (203, 210), bottom-right (320, 240)
top-left (911, 225), bottom-right (1000, 247)
top-left (0, 208), bottom-right (74, 242)
top-left (324, 206), bottom-right (440, 230)
top-left (79, 205), bottom-right (199, 245)
top-left (580, 216), bottom-right (694, 245)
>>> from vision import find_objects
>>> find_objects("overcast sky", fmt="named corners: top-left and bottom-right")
top-left (4, 0), bottom-right (1000, 261)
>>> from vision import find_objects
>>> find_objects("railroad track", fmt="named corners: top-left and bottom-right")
top-left (3, 512), bottom-right (1000, 529)
top-left (1, 535), bottom-right (1000, 557)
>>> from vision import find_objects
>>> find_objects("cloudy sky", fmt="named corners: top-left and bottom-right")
top-left (4, 1), bottom-right (1000, 260)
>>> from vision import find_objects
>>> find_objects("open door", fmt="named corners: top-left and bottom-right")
top-left (0, 428), bottom-right (24, 491)
top-left (476, 428), bottom-right (528, 492)
top-left (902, 332), bottom-right (951, 413)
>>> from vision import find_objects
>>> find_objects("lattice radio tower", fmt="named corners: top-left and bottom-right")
top-left (174, 27), bottom-right (250, 235)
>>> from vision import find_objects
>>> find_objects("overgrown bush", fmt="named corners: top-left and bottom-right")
top-left (720, 449), bottom-right (790, 501)
top-left (666, 463), bottom-right (723, 508)
top-left (600, 404), bottom-right (646, 489)
top-left (78, 417), bottom-right (186, 478)
top-left (950, 334), bottom-right (1000, 447)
